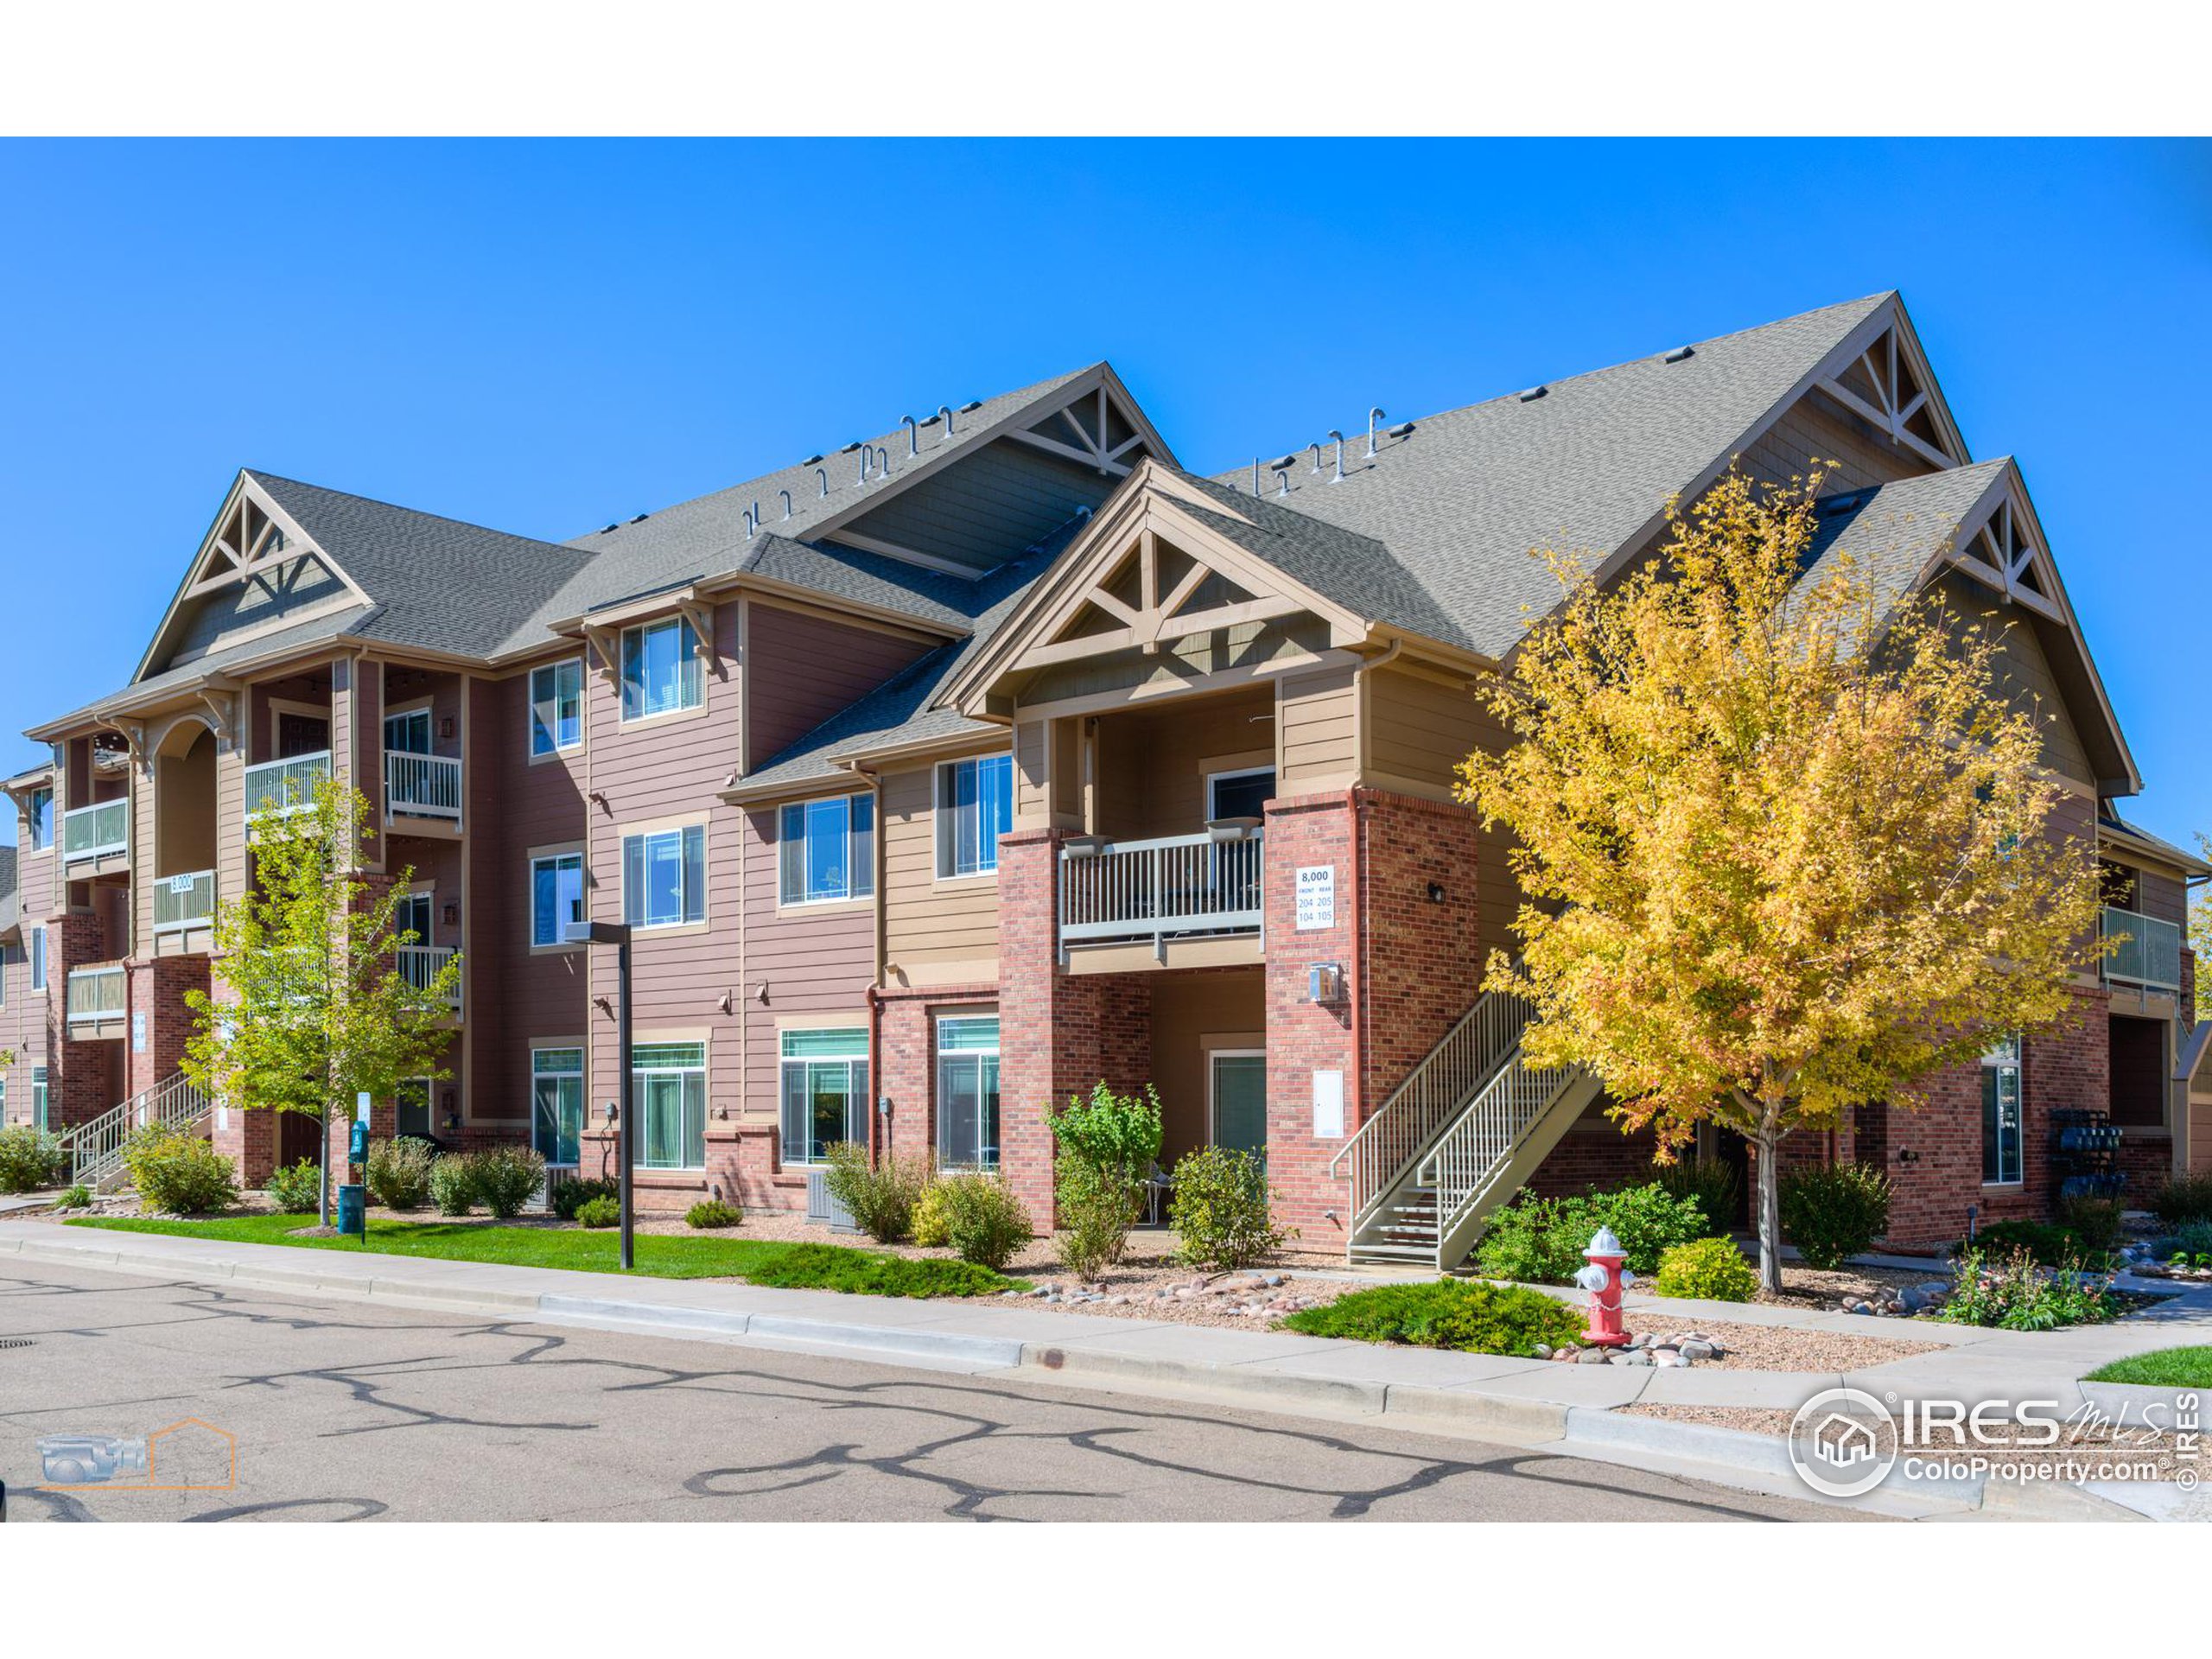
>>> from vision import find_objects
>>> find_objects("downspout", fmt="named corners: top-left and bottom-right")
top-left (850, 760), bottom-right (887, 1165)
top-left (1345, 638), bottom-right (1400, 1129)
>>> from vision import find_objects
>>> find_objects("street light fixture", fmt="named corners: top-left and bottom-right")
top-left (564, 918), bottom-right (635, 1270)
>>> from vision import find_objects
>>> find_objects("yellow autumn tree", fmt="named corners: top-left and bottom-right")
top-left (1459, 467), bottom-right (2103, 1291)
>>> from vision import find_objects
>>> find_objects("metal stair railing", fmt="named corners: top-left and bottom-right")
top-left (1418, 1046), bottom-right (1580, 1264)
top-left (59, 1072), bottom-right (213, 1187)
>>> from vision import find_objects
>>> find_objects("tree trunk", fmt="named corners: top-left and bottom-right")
top-left (317, 1102), bottom-right (333, 1229)
top-left (1753, 1118), bottom-right (1783, 1294)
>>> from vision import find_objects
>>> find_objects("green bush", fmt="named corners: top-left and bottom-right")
top-left (935, 1173), bottom-right (1032, 1271)
top-left (122, 1124), bottom-right (238, 1216)
top-left (575, 1194), bottom-right (621, 1229)
top-left (1283, 1280), bottom-right (1586, 1356)
top-left (1967, 1217), bottom-right (2117, 1269)
top-left (1054, 1157), bottom-right (1143, 1279)
top-left (2159, 1219), bottom-right (2212, 1264)
top-left (365, 1136), bottom-right (436, 1211)
top-left (1169, 1146), bottom-right (1293, 1269)
top-left (1473, 1183), bottom-right (1709, 1283)
top-left (429, 1154), bottom-right (476, 1217)
top-left (1049, 1082), bottom-right (1162, 1180)
top-left (686, 1198), bottom-right (742, 1230)
top-left (60, 1183), bottom-right (93, 1209)
top-left (909, 1181), bottom-right (952, 1248)
top-left (550, 1175), bottom-right (617, 1221)
top-left (2151, 1173), bottom-right (2212, 1229)
top-left (1651, 1236), bottom-right (1759, 1301)
top-left (469, 1146), bottom-right (547, 1219)
top-left (1777, 1162), bottom-right (1891, 1271)
top-left (1941, 1244), bottom-right (2124, 1332)
top-left (822, 1143), bottom-right (932, 1243)
top-left (0, 1125), bottom-right (65, 1193)
top-left (741, 1241), bottom-right (1016, 1298)
top-left (1653, 1158), bottom-right (1740, 1236)
top-left (264, 1158), bottom-right (323, 1213)
top-left (2056, 1196), bottom-right (2126, 1258)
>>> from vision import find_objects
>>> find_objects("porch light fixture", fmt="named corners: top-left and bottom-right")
top-left (1306, 963), bottom-right (1344, 1004)
top-left (1427, 882), bottom-right (1446, 904)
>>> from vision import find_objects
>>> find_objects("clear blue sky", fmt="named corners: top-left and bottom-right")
top-left (1, 139), bottom-right (2203, 849)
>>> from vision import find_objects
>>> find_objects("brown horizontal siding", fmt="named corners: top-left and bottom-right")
top-left (1278, 664), bottom-right (1357, 791)
top-left (1365, 666), bottom-right (1487, 798)
top-left (741, 804), bottom-right (874, 1118)
top-left (840, 437), bottom-right (1114, 574)
top-left (1741, 392), bottom-right (1935, 493)
top-left (743, 601), bottom-right (938, 772)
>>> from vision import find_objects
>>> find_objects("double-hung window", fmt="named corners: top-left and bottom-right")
top-left (779, 1029), bottom-right (869, 1166)
top-left (1981, 1037), bottom-right (2023, 1185)
top-left (620, 617), bottom-right (702, 721)
top-left (633, 1042), bottom-right (706, 1169)
top-left (29, 927), bottom-right (46, 994)
top-left (936, 753), bottom-right (1013, 878)
top-left (622, 825), bottom-right (706, 929)
top-left (531, 658), bottom-right (584, 754)
top-left (937, 1016), bottom-right (1001, 1170)
top-left (25, 787), bottom-right (52, 851)
top-left (531, 1047), bottom-right (584, 1166)
top-left (531, 851), bottom-right (586, 946)
top-left (779, 795), bottom-right (874, 905)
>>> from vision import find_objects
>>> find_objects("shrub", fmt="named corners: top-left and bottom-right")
top-left (1049, 1082), bottom-right (1163, 1181)
top-left (935, 1173), bottom-right (1032, 1271)
top-left (686, 1199), bottom-right (742, 1230)
top-left (470, 1146), bottom-right (547, 1219)
top-left (2159, 1219), bottom-right (2212, 1264)
top-left (121, 1124), bottom-right (238, 1216)
top-left (2056, 1195), bottom-right (2126, 1259)
top-left (0, 1125), bottom-right (65, 1193)
top-left (551, 1175), bottom-right (618, 1221)
top-left (741, 1242), bottom-right (1016, 1298)
top-left (1651, 1236), bottom-right (1759, 1301)
top-left (264, 1158), bottom-right (323, 1213)
top-left (1283, 1280), bottom-right (1586, 1356)
top-left (1940, 1244), bottom-right (2124, 1332)
top-left (429, 1154), bottom-right (477, 1217)
top-left (2151, 1173), bottom-right (2212, 1229)
top-left (1054, 1157), bottom-right (1143, 1279)
top-left (1169, 1146), bottom-right (1293, 1269)
top-left (1652, 1158), bottom-right (1740, 1236)
top-left (1777, 1162), bottom-right (1891, 1271)
top-left (365, 1136), bottom-right (437, 1211)
top-left (1472, 1183), bottom-right (1708, 1283)
top-left (821, 1143), bottom-right (933, 1243)
top-left (1967, 1217), bottom-right (2117, 1269)
top-left (60, 1183), bottom-right (93, 1209)
top-left (910, 1181), bottom-right (952, 1248)
top-left (575, 1194), bottom-right (620, 1228)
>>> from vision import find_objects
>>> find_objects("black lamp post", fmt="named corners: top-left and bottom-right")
top-left (565, 918), bottom-right (635, 1270)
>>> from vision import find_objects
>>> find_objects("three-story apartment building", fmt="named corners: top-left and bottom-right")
top-left (5, 293), bottom-right (2203, 1264)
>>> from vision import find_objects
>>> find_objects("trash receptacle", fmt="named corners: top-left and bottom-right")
top-left (336, 1183), bottom-right (366, 1239)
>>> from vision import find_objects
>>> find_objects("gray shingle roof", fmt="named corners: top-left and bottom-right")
top-left (1209, 294), bottom-right (1897, 658)
top-left (1798, 459), bottom-right (2010, 615)
top-left (36, 604), bottom-right (374, 734)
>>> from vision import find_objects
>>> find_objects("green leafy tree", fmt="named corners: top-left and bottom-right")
top-left (181, 776), bottom-right (461, 1225)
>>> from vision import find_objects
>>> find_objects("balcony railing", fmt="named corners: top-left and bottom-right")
top-left (244, 749), bottom-right (332, 819)
top-left (398, 944), bottom-right (461, 1008)
top-left (60, 798), bottom-right (129, 862)
top-left (66, 964), bottom-right (126, 1025)
top-left (2103, 905), bottom-right (2183, 992)
top-left (153, 868), bottom-right (218, 934)
top-left (1058, 830), bottom-right (1264, 957)
top-left (385, 751), bottom-right (462, 823)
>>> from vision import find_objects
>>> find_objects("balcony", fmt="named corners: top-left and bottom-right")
top-left (2103, 905), bottom-right (2182, 992)
top-left (385, 751), bottom-right (462, 828)
top-left (60, 798), bottom-right (129, 865)
top-left (244, 750), bottom-right (332, 820)
top-left (1058, 830), bottom-right (1263, 963)
top-left (66, 963), bottom-right (127, 1028)
top-left (398, 944), bottom-right (461, 1010)
top-left (153, 868), bottom-right (217, 937)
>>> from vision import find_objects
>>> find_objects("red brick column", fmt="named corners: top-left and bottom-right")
top-left (1262, 793), bottom-right (1359, 1239)
top-left (125, 956), bottom-right (211, 1098)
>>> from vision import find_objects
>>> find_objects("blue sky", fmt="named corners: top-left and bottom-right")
top-left (0, 138), bottom-right (2203, 849)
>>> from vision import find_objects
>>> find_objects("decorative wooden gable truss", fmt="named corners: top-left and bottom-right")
top-left (1814, 305), bottom-right (1968, 470)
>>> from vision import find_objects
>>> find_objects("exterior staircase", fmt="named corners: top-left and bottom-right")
top-left (1331, 989), bottom-right (1602, 1271)
top-left (57, 1072), bottom-right (213, 1191)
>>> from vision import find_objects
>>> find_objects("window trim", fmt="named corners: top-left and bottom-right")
top-left (1206, 1046), bottom-right (1269, 1154)
top-left (777, 1026), bottom-right (870, 1168)
top-left (620, 822), bottom-right (709, 932)
top-left (618, 615), bottom-right (705, 725)
top-left (31, 1065), bottom-right (48, 1133)
top-left (29, 925), bottom-right (46, 995)
top-left (632, 1039), bottom-right (709, 1171)
top-left (1205, 765), bottom-right (1276, 823)
top-left (531, 1045), bottom-right (586, 1166)
top-left (934, 1013), bottom-right (1001, 1173)
top-left (24, 786), bottom-right (53, 852)
top-left (777, 792), bottom-right (875, 909)
top-left (1980, 1038), bottom-right (2024, 1188)
top-left (529, 847), bottom-right (587, 950)
top-left (529, 656), bottom-right (586, 759)
top-left (933, 753), bottom-right (1014, 882)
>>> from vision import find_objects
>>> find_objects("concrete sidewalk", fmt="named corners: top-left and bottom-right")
top-left (7, 1219), bottom-right (2204, 1520)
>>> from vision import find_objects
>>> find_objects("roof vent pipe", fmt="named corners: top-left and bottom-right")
top-left (817, 467), bottom-right (830, 499)
top-left (1273, 462), bottom-right (1294, 499)
top-left (1250, 457), bottom-right (1261, 498)
top-left (1366, 407), bottom-right (1386, 459)
top-left (1308, 442), bottom-right (1324, 474)
top-left (1329, 430), bottom-right (1346, 483)
top-left (779, 489), bottom-right (793, 520)
top-left (938, 403), bottom-right (955, 438)
top-left (903, 415), bottom-right (919, 457)
top-left (859, 448), bottom-right (873, 486)
top-left (875, 445), bottom-right (891, 478)
top-left (743, 506), bottom-right (758, 538)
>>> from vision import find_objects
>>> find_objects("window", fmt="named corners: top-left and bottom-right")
top-left (621, 825), bottom-right (706, 929)
top-left (532, 852), bottom-right (585, 946)
top-left (1207, 766), bottom-right (1275, 823)
top-left (779, 795), bottom-right (874, 905)
top-left (29, 926), bottom-right (46, 994)
top-left (532, 1047), bottom-right (584, 1166)
top-left (620, 617), bottom-right (702, 721)
top-left (25, 787), bottom-right (52, 851)
top-left (384, 707), bottom-right (432, 755)
top-left (633, 1041), bottom-right (706, 1169)
top-left (936, 754), bottom-right (1013, 878)
top-left (531, 658), bottom-right (583, 755)
top-left (1981, 1037), bottom-right (2023, 1185)
top-left (937, 1016), bottom-right (1001, 1170)
top-left (32, 1066), bottom-right (48, 1133)
top-left (396, 1077), bottom-right (434, 1139)
top-left (779, 1029), bottom-right (869, 1166)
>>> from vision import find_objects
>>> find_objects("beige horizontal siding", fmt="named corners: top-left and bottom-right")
top-left (881, 760), bottom-right (1001, 984)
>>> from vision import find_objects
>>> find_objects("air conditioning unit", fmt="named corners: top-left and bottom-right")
top-left (537, 1164), bottom-right (578, 1211)
top-left (805, 1168), bottom-right (856, 1231)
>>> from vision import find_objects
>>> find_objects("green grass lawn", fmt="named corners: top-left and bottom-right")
top-left (67, 1213), bottom-right (1023, 1299)
top-left (2082, 1346), bottom-right (2212, 1389)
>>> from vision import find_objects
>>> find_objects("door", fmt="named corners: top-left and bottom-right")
top-left (1210, 1051), bottom-right (1268, 1158)
top-left (395, 1077), bottom-right (433, 1140)
top-left (385, 708), bottom-right (433, 755)
top-left (396, 892), bottom-right (433, 949)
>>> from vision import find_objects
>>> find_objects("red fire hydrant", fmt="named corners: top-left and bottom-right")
top-left (1572, 1225), bottom-right (1633, 1347)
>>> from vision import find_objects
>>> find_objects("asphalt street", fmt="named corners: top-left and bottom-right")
top-left (0, 1258), bottom-right (1864, 1522)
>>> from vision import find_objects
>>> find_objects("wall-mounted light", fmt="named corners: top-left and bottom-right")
top-left (603, 1101), bottom-right (620, 1126)
top-left (716, 989), bottom-right (734, 1014)
top-left (439, 716), bottom-right (455, 741)
top-left (1427, 882), bottom-right (1446, 905)
top-left (442, 900), bottom-right (460, 928)
top-left (753, 982), bottom-right (770, 1004)
top-left (1306, 963), bottom-right (1344, 1004)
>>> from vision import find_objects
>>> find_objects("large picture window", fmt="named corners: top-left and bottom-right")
top-left (531, 1047), bottom-right (584, 1166)
top-left (622, 825), bottom-right (706, 929)
top-left (936, 753), bottom-right (1013, 878)
top-left (779, 1028), bottom-right (869, 1166)
top-left (633, 1042), bottom-right (706, 1169)
top-left (531, 851), bottom-right (585, 946)
top-left (620, 617), bottom-right (702, 721)
top-left (937, 1016), bottom-right (1001, 1171)
top-left (531, 658), bottom-right (583, 754)
top-left (1981, 1037), bottom-right (2023, 1185)
top-left (779, 794), bottom-right (874, 905)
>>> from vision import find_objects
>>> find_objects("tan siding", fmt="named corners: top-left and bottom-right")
top-left (1020, 616), bottom-right (1332, 706)
top-left (1091, 686), bottom-right (1272, 841)
top-left (1739, 393), bottom-right (1936, 493)
top-left (1363, 666), bottom-right (1485, 799)
top-left (743, 603), bottom-right (938, 772)
top-left (1277, 664), bottom-right (1357, 792)
top-left (1933, 574), bottom-right (2090, 781)
top-left (882, 760), bottom-right (1001, 985)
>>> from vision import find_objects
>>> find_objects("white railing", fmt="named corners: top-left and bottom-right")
top-left (385, 751), bottom-right (462, 822)
top-left (1058, 830), bottom-right (1262, 957)
top-left (65, 964), bottom-right (126, 1025)
top-left (1420, 1046), bottom-right (1580, 1260)
top-left (1329, 988), bottom-right (1533, 1233)
top-left (61, 798), bottom-right (129, 861)
top-left (153, 868), bottom-right (218, 933)
top-left (398, 944), bottom-right (461, 1008)
top-left (244, 749), bottom-right (331, 818)
top-left (60, 1072), bottom-right (211, 1188)
top-left (2104, 906), bottom-right (2182, 992)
